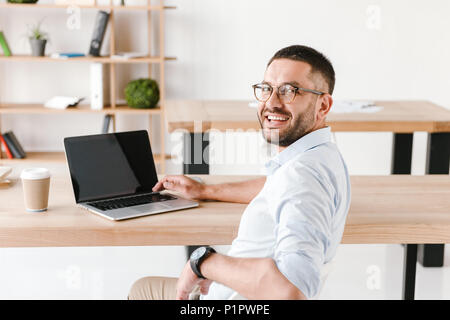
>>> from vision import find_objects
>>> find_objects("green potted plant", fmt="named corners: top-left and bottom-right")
top-left (125, 78), bottom-right (160, 109)
top-left (27, 20), bottom-right (49, 57)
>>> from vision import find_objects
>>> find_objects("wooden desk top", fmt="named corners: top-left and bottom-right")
top-left (165, 100), bottom-right (450, 133)
top-left (1, 166), bottom-right (450, 247)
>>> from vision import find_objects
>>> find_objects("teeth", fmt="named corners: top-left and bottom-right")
top-left (267, 115), bottom-right (288, 121)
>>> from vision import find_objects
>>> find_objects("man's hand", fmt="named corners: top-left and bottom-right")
top-left (176, 261), bottom-right (212, 300)
top-left (153, 175), bottom-right (206, 200)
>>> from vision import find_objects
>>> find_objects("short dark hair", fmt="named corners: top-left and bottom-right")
top-left (267, 45), bottom-right (335, 95)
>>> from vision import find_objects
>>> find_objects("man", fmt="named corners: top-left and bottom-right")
top-left (129, 45), bottom-right (351, 300)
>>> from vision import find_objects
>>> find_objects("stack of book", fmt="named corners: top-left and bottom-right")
top-left (0, 131), bottom-right (26, 159)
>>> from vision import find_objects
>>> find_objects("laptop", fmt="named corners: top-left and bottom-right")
top-left (63, 130), bottom-right (199, 221)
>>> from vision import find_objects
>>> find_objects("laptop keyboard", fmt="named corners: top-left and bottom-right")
top-left (87, 193), bottom-right (177, 211)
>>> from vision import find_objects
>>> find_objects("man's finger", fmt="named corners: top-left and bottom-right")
top-left (163, 181), bottom-right (175, 189)
top-left (152, 180), bottom-right (164, 191)
top-left (153, 175), bottom-right (180, 191)
top-left (199, 279), bottom-right (212, 295)
top-left (176, 290), bottom-right (189, 300)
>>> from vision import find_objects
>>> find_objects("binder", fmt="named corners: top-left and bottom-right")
top-left (90, 63), bottom-right (104, 110)
top-left (88, 11), bottom-right (110, 57)
top-left (102, 114), bottom-right (112, 133)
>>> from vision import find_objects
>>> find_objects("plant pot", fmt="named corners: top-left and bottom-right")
top-left (30, 39), bottom-right (47, 57)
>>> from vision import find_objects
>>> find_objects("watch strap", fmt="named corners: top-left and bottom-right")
top-left (190, 246), bottom-right (216, 279)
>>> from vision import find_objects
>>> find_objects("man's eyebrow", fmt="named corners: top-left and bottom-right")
top-left (262, 80), bottom-right (305, 87)
top-left (281, 81), bottom-right (306, 88)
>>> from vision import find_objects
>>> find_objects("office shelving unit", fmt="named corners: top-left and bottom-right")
top-left (0, 0), bottom-right (174, 172)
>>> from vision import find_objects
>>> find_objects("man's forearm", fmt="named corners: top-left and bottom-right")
top-left (202, 177), bottom-right (266, 204)
top-left (200, 253), bottom-right (306, 300)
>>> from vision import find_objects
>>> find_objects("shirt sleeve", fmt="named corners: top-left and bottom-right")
top-left (271, 163), bottom-right (335, 299)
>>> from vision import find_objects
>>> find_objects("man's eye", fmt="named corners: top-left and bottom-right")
top-left (262, 87), bottom-right (271, 92)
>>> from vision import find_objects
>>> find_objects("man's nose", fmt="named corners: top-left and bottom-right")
top-left (265, 88), bottom-right (283, 111)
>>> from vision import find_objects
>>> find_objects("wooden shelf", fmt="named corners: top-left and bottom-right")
top-left (0, 152), bottom-right (65, 163)
top-left (0, 3), bottom-right (176, 10)
top-left (0, 104), bottom-right (162, 114)
top-left (0, 151), bottom-right (171, 164)
top-left (0, 55), bottom-right (176, 64)
top-left (0, 0), bottom-right (171, 173)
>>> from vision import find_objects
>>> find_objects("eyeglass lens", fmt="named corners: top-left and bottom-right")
top-left (254, 84), bottom-right (296, 103)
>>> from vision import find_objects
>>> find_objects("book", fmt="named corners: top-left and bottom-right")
top-left (102, 114), bottom-right (112, 133)
top-left (4, 131), bottom-right (26, 158)
top-left (50, 52), bottom-right (86, 59)
top-left (88, 11), bottom-right (110, 57)
top-left (0, 31), bottom-right (12, 57)
top-left (111, 52), bottom-right (147, 59)
top-left (0, 134), bottom-right (13, 159)
top-left (2, 132), bottom-right (24, 159)
top-left (44, 96), bottom-right (84, 110)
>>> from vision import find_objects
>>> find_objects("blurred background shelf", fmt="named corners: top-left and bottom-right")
top-left (0, 0), bottom-right (171, 172)
top-left (0, 55), bottom-right (176, 63)
top-left (0, 103), bottom-right (162, 114)
top-left (0, 3), bottom-right (176, 10)
top-left (0, 151), bottom-right (170, 164)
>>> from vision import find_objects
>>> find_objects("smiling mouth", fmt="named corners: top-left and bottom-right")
top-left (264, 114), bottom-right (290, 127)
top-left (267, 115), bottom-right (289, 121)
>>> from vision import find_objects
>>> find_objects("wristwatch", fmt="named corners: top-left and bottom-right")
top-left (190, 246), bottom-right (216, 279)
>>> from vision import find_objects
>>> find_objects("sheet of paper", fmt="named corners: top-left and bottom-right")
top-left (248, 100), bottom-right (383, 113)
top-left (330, 100), bottom-right (384, 113)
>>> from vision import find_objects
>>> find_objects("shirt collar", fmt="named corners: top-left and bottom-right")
top-left (264, 127), bottom-right (332, 175)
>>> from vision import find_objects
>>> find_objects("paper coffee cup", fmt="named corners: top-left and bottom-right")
top-left (21, 168), bottom-right (51, 212)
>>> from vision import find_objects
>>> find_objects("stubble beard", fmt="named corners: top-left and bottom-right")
top-left (258, 101), bottom-right (316, 147)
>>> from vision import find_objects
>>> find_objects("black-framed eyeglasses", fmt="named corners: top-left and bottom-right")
top-left (252, 83), bottom-right (325, 104)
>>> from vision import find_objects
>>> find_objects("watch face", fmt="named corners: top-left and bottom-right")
top-left (191, 247), bottom-right (207, 260)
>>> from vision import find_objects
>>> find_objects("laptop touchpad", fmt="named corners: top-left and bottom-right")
top-left (130, 203), bottom-right (171, 213)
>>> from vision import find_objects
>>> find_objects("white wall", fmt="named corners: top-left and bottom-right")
top-left (1, 0), bottom-right (450, 174)
top-left (1, 0), bottom-right (449, 299)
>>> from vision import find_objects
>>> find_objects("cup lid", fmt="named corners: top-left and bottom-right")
top-left (20, 168), bottom-right (51, 180)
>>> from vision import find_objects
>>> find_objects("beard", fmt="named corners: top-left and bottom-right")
top-left (258, 101), bottom-right (316, 147)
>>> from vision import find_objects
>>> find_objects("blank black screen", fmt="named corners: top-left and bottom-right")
top-left (64, 130), bottom-right (158, 203)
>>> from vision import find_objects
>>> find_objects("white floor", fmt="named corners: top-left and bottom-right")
top-left (0, 244), bottom-right (449, 299)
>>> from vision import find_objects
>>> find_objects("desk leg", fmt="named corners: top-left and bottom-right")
top-left (418, 133), bottom-right (450, 267)
top-left (403, 244), bottom-right (418, 300)
top-left (391, 133), bottom-right (446, 267)
top-left (183, 132), bottom-right (210, 258)
top-left (183, 132), bottom-right (210, 174)
top-left (391, 133), bottom-right (413, 174)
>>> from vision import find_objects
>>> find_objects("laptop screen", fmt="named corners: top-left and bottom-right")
top-left (64, 130), bottom-right (158, 203)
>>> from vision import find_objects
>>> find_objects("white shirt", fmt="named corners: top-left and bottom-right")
top-left (202, 127), bottom-right (351, 299)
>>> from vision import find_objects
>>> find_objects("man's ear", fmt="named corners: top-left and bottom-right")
top-left (316, 94), bottom-right (333, 122)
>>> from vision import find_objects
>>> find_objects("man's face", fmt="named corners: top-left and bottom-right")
top-left (257, 58), bottom-right (323, 147)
